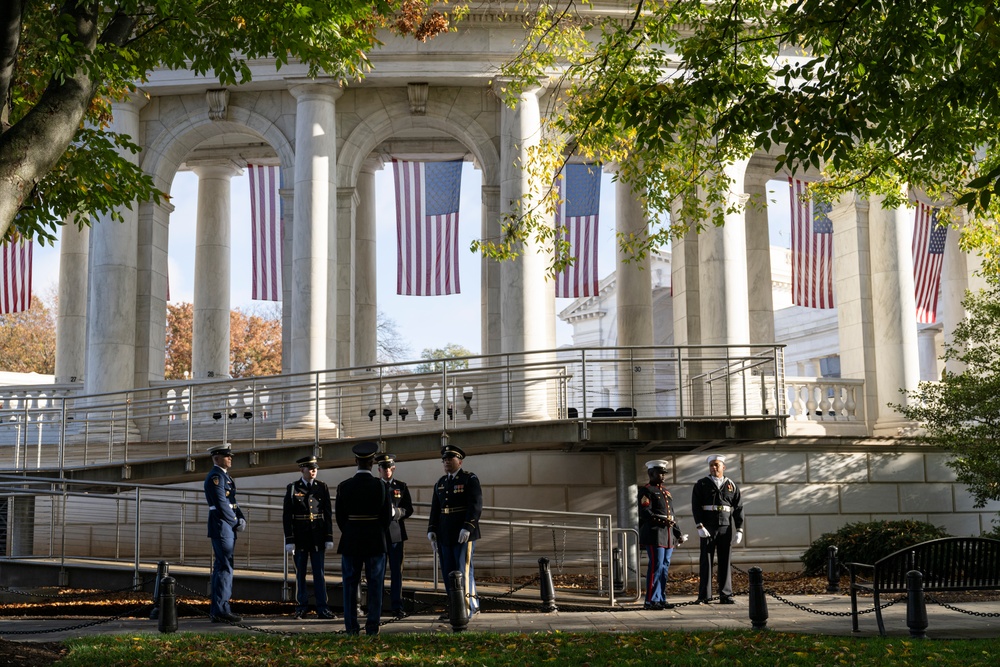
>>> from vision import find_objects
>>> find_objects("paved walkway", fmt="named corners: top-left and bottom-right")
top-left (4, 595), bottom-right (998, 641)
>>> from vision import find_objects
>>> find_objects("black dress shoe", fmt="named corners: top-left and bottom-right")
top-left (694, 597), bottom-right (710, 605)
top-left (211, 612), bottom-right (242, 623)
top-left (317, 609), bottom-right (335, 619)
top-left (392, 610), bottom-right (407, 619)
top-left (661, 602), bottom-right (675, 610)
top-left (719, 596), bottom-right (736, 605)
top-left (293, 610), bottom-right (306, 619)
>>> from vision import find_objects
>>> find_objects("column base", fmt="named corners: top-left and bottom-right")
top-left (872, 418), bottom-right (921, 438)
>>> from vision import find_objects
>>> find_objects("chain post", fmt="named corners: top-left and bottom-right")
top-left (906, 570), bottom-right (928, 639)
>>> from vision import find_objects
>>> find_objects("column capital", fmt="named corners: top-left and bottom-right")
top-left (491, 78), bottom-right (545, 100)
top-left (286, 79), bottom-right (343, 102)
top-left (187, 159), bottom-right (243, 179)
top-left (481, 185), bottom-right (500, 209)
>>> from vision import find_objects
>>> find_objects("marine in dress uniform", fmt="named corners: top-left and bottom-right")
top-left (335, 441), bottom-right (392, 635)
top-left (282, 455), bottom-right (335, 619)
top-left (638, 460), bottom-right (687, 609)
top-left (376, 452), bottom-right (414, 618)
top-left (203, 443), bottom-right (246, 623)
top-left (691, 454), bottom-right (744, 604)
top-left (427, 444), bottom-right (483, 617)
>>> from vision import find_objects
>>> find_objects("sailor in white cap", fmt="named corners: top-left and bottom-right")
top-left (691, 454), bottom-right (744, 604)
top-left (203, 443), bottom-right (246, 623)
top-left (638, 460), bottom-right (688, 610)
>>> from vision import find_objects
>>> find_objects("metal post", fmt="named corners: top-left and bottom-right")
top-left (748, 566), bottom-right (768, 630)
top-left (150, 561), bottom-right (169, 620)
top-left (447, 570), bottom-right (469, 632)
top-left (538, 557), bottom-right (558, 612)
top-left (612, 546), bottom-right (624, 591)
top-left (157, 575), bottom-right (178, 633)
top-left (906, 570), bottom-right (928, 639)
top-left (826, 545), bottom-right (840, 593)
top-left (133, 487), bottom-right (142, 588)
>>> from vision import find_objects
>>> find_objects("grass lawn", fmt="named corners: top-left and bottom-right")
top-left (58, 630), bottom-right (998, 666)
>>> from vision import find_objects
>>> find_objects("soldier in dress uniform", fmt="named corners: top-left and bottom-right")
top-left (335, 441), bottom-right (392, 636)
top-left (376, 452), bottom-right (414, 618)
top-left (638, 459), bottom-right (688, 610)
top-left (691, 454), bottom-right (744, 604)
top-left (282, 455), bottom-right (335, 619)
top-left (427, 443), bottom-right (483, 617)
top-left (203, 442), bottom-right (246, 623)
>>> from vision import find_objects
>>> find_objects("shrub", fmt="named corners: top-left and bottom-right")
top-left (800, 520), bottom-right (950, 574)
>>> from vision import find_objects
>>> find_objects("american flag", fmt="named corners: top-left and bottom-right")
top-left (248, 164), bottom-right (282, 301)
top-left (789, 178), bottom-right (835, 309)
top-left (554, 164), bottom-right (601, 298)
top-left (912, 201), bottom-right (947, 324)
top-left (393, 159), bottom-right (462, 296)
top-left (0, 237), bottom-right (32, 315)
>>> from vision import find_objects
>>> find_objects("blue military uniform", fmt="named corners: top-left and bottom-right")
top-left (428, 444), bottom-right (483, 616)
top-left (203, 443), bottom-right (245, 622)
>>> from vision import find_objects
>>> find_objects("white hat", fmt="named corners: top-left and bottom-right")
top-left (645, 460), bottom-right (669, 470)
top-left (706, 454), bottom-right (727, 464)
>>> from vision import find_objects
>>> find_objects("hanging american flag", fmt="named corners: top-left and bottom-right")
top-left (248, 164), bottom-right (283, 301)
top-left (393, 159), bottom-right (462, 296)
top-left (912, 201), bottom-right (947, 324)
top-left (0, 237), bottom-right (33, 315)
top-left (789, 178), bottom-right (835, 309)
top-left (554, 164), bottom-right (602, 298)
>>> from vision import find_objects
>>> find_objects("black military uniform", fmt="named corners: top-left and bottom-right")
top-left (376, 452), bottom-right (414, 617)
top-left (335, 441), bottom-right (392, 635)
top-left (427, 444), bottom-right (483, 616)
top-left (282, 455), bottom-right (334, 618)
top-left (691, 454), bottom-right (744, 603)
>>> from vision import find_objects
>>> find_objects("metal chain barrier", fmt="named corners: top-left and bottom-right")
top-left (0, 604), bottom-right (154, 636)
top-left (926, 595), bottom-right (1000, 618)
top-left (764, 589), bottom-right (905, 616)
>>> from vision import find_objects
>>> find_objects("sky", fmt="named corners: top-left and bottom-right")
top-left (30, 167), bottom-right (792, 361)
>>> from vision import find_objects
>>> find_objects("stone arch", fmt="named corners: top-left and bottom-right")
top-left (337, 97), bottom-right (500, 187)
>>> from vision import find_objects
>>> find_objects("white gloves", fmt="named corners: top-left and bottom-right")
top-left (734, 529), bottom-right (744, 545)
top-left (284, 543), bottom-right (295, 553)
top-left (679, 534), bottom-right (689, 545)
top-left (427, 532), bottom-right (437, 543)
top-left (325, 541), bottom-right (334, 550)
top-left (235, 518), bottom-right (246, 532)
top-left (696, 523), bottom-right (710, 538)
top-left (458, 528), bottom-right (471, 543)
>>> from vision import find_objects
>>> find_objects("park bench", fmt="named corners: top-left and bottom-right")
top-left (848, 536), bottom-right (1000, 636)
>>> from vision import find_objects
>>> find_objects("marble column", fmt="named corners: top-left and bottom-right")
top-left (353, 167), bottom-right (377, 368)
top-left (190, 161), bottom-right (240, 379)
top-left (335, 185), bottom-right (358, 370)
top-left (498, 85), bottom-right (555, 420)
top-left (670, 202), bottom-right (701, 419)
top-left (615, 179), bottom-right (654, 416)
top-left (744, 171), bottom-right (775, 345)
top-left (698, 160), bottom-right (751, 346)
top-left (868, 194), bottom-right (920, 435)
top-left (917, 326), bottom-right (941, 381)
top-left (940, 215), bottom-right (969, 375)
top-left (288, 81), bottom-right (339, 429)
top-left (481, 185), bottom-right (502, 358)
top-left (134, 198), bottom-right (172, 386)
top-left (279, 186), bottom-right (294, 375)
top-left (55, 215), bottom-right (89, 384)
top-left (84, 95), bottom-right (146, 399)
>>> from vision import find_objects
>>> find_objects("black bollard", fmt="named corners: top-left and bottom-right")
top-left (447, 570), bottom-right (470, 632)
top-left (747, 567), bottom-right (769, 631)
top-left (157, 575), bottom-right (178, 634)
top-left (149, 560), bottom-right (169, 620)
top-left (538, 557), bottom-right (558, 612)
top-left (906, 570), bottom-right (928, 639)
top-left (826, 546), bottom-right (840, 593)
top-left (612, 547), bottom-right (624, 591)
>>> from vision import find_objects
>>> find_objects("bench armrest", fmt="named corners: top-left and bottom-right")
top-left (845, 562), bottom-right (873, 586)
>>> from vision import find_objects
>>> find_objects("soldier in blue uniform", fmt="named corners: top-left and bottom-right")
top-left (427, 444), bottom-right (483, 617)
top-left (376, 452), bottom-right (414, 618)
top-left (638, 459), bottom-right (688, 609)
top-left (282, 455), bottom-right (334, 619)
top-left (203, 442), bottom-right (246, 623)
top-left (691, 454), bottom-right (744, 604)
top-left (335, 441), bottom-right (392, 635)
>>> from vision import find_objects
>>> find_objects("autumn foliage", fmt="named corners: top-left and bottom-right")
top-left (0, 293), bottom-right (56, 374)
top-left (164, 302), bottom-right (282, 380)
